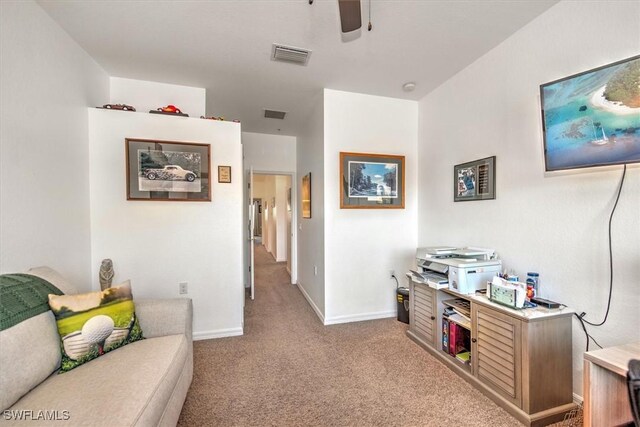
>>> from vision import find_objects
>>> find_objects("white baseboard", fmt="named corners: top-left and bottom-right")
top-left (193, 327), bottom-right (243, 341)
top-left (324, 310), bottom-right (396, 325)
top-left (296, 282), bottom-right (325, 324)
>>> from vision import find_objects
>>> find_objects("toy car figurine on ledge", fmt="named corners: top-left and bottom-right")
top-left (201, 116), bottom-right (241, 123)
top-left (158, 104), bottom-right (181, 114)
top-left (149, 105), bottom-right (189, 117)
top-left (101, 103), bottom-right (136, 111)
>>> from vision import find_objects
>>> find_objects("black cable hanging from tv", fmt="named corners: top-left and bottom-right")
top-left (580, 164), bottom-right (627, 329)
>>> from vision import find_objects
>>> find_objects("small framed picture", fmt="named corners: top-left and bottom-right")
top-left (454, 156), bottom-right (496, 202)
top-left (125, 138), bottom-right (211, 202)
top-left (218, 165), bottom-right (231, 183)
top-left (302, 173), bottom-right (311, 218)
top-left (340, 152), bottom-right (405, 209)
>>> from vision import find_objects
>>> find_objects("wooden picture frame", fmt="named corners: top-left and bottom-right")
top-left (454, 156), bottom-right (496, 202)
top-left (125, 138), bottom-right (211, 202)
top-left (218, 165), bottom-right (231, 183)
top-left (340, 152), bottom-right (405, 209)
top-left (302, 173), bottom-right (311, 218)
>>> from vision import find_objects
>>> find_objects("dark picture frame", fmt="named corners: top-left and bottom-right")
top-left (340, 152), bottom-right (405, 209)
top-left (454, 156), bottom-right (496, 202)
top-left (218, 165), bottom-right (231, 183)
top-left (302, 173), bottom-right (311, 218)
top-left (125, 138), bottom-right (211, 202)
top-left (540, 54), bottom-right (640, 171)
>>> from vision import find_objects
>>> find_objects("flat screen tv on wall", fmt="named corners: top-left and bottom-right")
top-left (540, 54), bottom-right (640, 171)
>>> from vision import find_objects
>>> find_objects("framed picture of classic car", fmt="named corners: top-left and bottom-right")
top-left (340, 152), bottom-right (405, 209)
top-left (125, 138), bottom-right (211, 201)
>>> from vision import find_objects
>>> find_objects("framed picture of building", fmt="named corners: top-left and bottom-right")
top-left (125, 138), bottom-right (211, 201)
top-left (453, 156), bottom-right (496, 202)
top-left (340, 152), bottom-right (405, 209)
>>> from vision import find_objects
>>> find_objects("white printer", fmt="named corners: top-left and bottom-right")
top-left (414, 246), bottom-right (502, 294)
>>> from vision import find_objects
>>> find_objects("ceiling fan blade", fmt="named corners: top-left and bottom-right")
top-left (338, 0), bottom-right (362, 33)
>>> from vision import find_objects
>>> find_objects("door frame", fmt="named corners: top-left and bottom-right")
top-left (244, 170), bottom-right (298, 288)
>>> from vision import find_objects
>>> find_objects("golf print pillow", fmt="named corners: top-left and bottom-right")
top-left (48, 281), bottom-right (143, 372)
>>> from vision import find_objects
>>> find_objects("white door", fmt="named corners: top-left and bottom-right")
top-left (248, 168), bottom-right (255, 300)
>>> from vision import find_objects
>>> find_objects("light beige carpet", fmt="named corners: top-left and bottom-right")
top-left (177, 244), bottom-right (522, 426)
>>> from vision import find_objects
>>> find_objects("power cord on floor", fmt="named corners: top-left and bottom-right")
top-left (574, 164), bottom-right (627, 351)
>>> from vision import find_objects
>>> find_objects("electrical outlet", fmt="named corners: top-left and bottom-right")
top-left (389, 270), bottom-right (395, 279)
top-left (179, 282), bottom-right (188, 294)
top-left (314, 265), bottom-right (318, 276)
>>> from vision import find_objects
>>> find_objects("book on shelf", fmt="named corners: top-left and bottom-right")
top-left (456, 351), bottom-right (471, 363)
top-left (449, 322), bottom-right (457, 356)
top-left (442, 318), bottom-right (449, 352)
top-left (455, 327), bottom-right (471, 356)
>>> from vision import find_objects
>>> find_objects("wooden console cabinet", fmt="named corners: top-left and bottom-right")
top-left (407, 277), bottom-right (576, 426)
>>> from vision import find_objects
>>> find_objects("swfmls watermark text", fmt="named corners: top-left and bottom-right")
top-left (3, 410), bottom-right (70, 421)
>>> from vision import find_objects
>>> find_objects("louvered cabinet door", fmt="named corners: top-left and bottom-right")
top-left (472, 305), bottom-right (522, 408)
top-left (411, 282), bottom-right (437, 347)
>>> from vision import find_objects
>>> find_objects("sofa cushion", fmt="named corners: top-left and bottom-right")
top-left (0, 273), bottom-right (65, 411)
top-left (26, 267), bottom-right (77, 296)
top-left (48, 281), bottom-right (143, 372)
top-left (0, 312), bottom-right (62, 411)
top-left (2, 334), bottom-right (189, 426)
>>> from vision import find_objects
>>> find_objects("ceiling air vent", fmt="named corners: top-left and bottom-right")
top-left (264, 109), bottom-right (287, 120)
top-left (271, 44), bottom-right (311, 65)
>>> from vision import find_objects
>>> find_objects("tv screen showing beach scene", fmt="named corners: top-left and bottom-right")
top-left (540, 55), bottom-right (640, 171)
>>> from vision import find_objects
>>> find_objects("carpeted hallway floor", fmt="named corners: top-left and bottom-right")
top-left (177, 244), bottom-right (522, 426)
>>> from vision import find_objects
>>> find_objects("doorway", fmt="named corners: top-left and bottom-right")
top-left (245, 172), bottom-right (296, 301)
top-left (254, 174), bottom-right (291, 261)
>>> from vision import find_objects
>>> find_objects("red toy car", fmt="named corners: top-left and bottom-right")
top-left (157, 105), bottom-right (181, 114)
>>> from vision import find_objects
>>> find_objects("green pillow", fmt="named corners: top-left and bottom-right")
top-left (48, 281), bottom-right (143, 372)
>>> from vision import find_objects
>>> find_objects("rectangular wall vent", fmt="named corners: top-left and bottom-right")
top-left (271, 44), bottom-right (311, 65)
top-left (264, 109), bottom-right (287, 120)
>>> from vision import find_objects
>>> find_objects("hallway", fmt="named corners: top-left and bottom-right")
top-left (178, 250), bottom-right (519, 426)
top-left (252, 242), bottom-right (291, 300)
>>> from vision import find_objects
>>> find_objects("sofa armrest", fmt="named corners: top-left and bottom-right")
top-left (135, 298), bottom-right (192, 341)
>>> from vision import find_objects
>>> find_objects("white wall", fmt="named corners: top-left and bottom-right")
top-left (323, 89), bottom-right (418, 324)
top-left (296, 92), bottom-right (326, 320)
top-left (110, 77), bottom-right (206, 118)
top-left (0, 0), bottom-right (109, 288)
top-left (88, 109), bottom-right (244, 339)
top-left (417, 0), bottom-right (640, 397)
top-left (242, 132), bottom-right (296, 173)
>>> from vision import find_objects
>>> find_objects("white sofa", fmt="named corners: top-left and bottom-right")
top-left (0, 268), bottom-right (193, 426)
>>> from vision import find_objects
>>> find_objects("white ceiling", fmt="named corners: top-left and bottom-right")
top-left (38, 0), bottom-right (557, 136)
